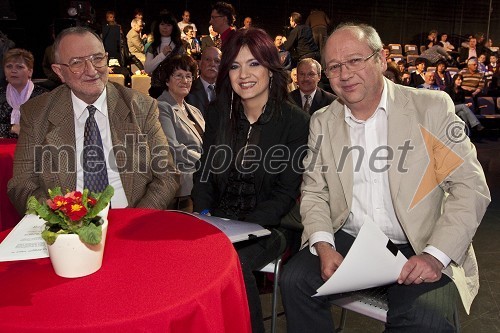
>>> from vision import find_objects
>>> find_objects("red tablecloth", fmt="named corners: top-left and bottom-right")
top-left (0, 138), bottom-right (20, 231)
top-left (0, 208), bottom-right (251, 333)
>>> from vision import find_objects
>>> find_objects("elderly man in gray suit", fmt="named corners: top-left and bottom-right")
top-left (186, 46), bottom-right (221, 117)
top-left (8, 27), bottom-right (179, 214)
top-left (281, 22), bottom-right (490, 333)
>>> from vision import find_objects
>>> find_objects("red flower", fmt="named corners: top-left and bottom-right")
top-left (47, 196), bottom-right (68, 210)
top-left (87, 197), bottom-right (97, 206)
top-left (65, 203), bottom-right (88, 221)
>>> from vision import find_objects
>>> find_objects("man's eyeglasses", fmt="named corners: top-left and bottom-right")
top-left (298, 72), bottom-right (319, 79)
top-left (57, 53), bottom-right (108, 74)
top-left (172, 73), bottom-right (193, 82)
top-left (210, 15), bottom-right (224, 20)
top-left (324, 50), bottom-right (379, 78)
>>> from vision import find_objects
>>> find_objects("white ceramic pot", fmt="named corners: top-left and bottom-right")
top-left (47, 219), bottom-right (108, 278)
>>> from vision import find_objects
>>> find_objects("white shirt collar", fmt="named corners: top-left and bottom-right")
top-left (72, 88), bottom-right (108, 121)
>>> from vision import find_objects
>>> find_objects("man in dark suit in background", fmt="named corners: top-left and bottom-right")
top-left (8, 27), bottom-right (179, 214)
top-left (186, 47), bottom-right (222, 117)
top-left (289, 58), bottom-right (336, 115)
top-left (201, 25), bottom-right (220, 51)
top-left (283, 12), bottom-right (320, 67)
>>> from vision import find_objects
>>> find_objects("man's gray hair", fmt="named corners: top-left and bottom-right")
top-left (297, 58), bottom-right (322, 75)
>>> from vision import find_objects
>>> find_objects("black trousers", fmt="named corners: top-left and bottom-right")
top-left (235, 228), bottom-right (287, 333)
top-left (280, 230), bottom-right (459, 333)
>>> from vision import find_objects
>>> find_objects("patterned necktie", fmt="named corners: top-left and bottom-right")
top-left (207, 84), bottom-right (216, 102)
top-left (83, 105), bottom-right (109, 193)
top-left (303, 94), bottom-right (311, 113)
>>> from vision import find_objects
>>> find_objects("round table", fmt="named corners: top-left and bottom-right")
top-left (0, 208), bottom-right (251, 332)
top-left (0, 138), bottom-right (20, 231)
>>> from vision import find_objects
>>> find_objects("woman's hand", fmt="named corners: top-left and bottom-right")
top-left (162, 45), bottom-right (172, 56)
top-left (10, 124), bottom-right (20, 135)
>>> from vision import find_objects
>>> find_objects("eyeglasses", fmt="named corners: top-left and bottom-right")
top-left (210, 15), bottom-right (224, 20)
top-left (58, 53), bottom-right (108, 74)
top-left (297, 72), bottom-right (319, 79)
top-left (324, 50), bottom-right (379, 78)
top-left (171, 73), bottom-right (193, 82)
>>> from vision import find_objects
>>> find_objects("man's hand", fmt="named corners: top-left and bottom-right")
top-left (398, 253), bottom-right (444, 285)
top-left (314, 242), bottom-right (344, 281)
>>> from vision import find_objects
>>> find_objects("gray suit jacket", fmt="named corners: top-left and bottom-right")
top-left (289, 87), bottom-right (336, 115)
top-left (186, 78), bottom-right (210, 118)
top-left (158, 90), bottom-right (205, 197)
top-left (300, 78), bottom-right (490, 312)
top-left (8, 82), bottom-right (179, 214)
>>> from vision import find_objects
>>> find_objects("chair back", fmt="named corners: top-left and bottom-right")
top-left (406, 55), bottom-right (419, 66)
top-left (108, 74), bottom-right (125, 86)
top-left (404, 44), bottom-right (419, 55)
top-left (131, 74), bottom-right (151, 96)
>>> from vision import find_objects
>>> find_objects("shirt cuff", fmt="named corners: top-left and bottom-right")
top-left (309, 231), bottom-right (335, 256)
top-left (423, 245), bottom-right (451, 268)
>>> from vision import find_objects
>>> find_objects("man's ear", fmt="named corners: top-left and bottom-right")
top-left (51, 64), bottom-right (66, 83)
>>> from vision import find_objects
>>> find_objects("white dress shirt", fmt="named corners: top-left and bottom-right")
top-left (309, 82), bottom-right (451, 267)
top-left (300, 89), bottom-right (317, 108)
top-left (72, 89), bottom-right (128, 208)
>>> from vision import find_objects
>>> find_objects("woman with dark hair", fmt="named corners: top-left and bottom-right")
top-left (0, 48), bottom-right (47, 138)
top-left (157, 54), bottom-right (204, 212)
top-left (192, 28), bottom-right (310, 332)
top-left (144, 11), bottom-right (185, 98)
top-left (445, 73), bottom-right (484, 132)
top-left (433, 59), bottom-right (452, 90)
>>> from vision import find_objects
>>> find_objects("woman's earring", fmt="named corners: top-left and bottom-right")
top-left (269, 75), bottom-right (273, 90)
top-left (229, 90), bottom-right (234, 120)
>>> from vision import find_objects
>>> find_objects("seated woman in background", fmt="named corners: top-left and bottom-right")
top-left (191, 28), bottom-right (310, 333)
top-left (433, 59), bottom-right (452, 90)
top-left (157, 54), bottom-right (204, 212)
top-left (445, 73), bottom-right (484, 132)
top-left (144, 11), bottom-right (185, 98)
top-left (0, 48), bottom-right (47, 138)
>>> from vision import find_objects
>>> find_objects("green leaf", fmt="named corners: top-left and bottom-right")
top-left (41, 230), bottom-right (59, 245)
top-left (48, 187), bottom-right (63, 198)
top-left (88, 185), bottom-right (114, 218)
top-left (26, 196), bottom-right (41, 214)
top-left (76, 223), bottom-right (102, 245)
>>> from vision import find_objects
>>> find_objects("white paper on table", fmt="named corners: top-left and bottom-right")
top-left (314, 222), bottom-right (408, 296)
top-left (0, 214), bottom-right (49, 262)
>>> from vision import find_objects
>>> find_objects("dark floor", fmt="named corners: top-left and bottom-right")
top-left (260, 134), bottom-right (500, 333)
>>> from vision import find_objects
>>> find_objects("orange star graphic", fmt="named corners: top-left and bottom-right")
top-left (409, 125), bottom-right (465, 210)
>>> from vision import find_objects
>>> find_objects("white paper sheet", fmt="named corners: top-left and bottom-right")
top-left (170, 211), bottom-right (271, 243)
top-left (314, 222), bottom-right (408, 296)
top-left (0, 214), bottom-right (48, 262)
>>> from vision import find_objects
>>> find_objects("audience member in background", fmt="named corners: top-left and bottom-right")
top-left (420, 44), bottom-right (453, 66)
top-left (280, 22), bottom-right (490, 333)
top-left (105, 10), bottom-right (117, 26)
top-left (186, 46), bottom-right (221, 117)
top-left (157, 54), bottom-right (204, 212)
top-left (289, 58), bottom-right (336, 114)
top-left (417, 71), bottom-right (440, 90)
top-left (145, 12), bottom-right (185, 99)
top-left (178, 10), bottom-right (198, 40)
top-left (241, 16), bottom-right (252, 29)
top-left (383, 61), bottom-right (403, 85)
top-left (445, 73), bottom-right (484, 132)
top-left (409, 57), bottom-right (426, 87)
top-left (127, 18), bottom-right (146, 61)
top-left (274, 35), bottom-right (292, 70)
top-left (433, 59), bottom-right (452, 90)
top-left (283, 12), bottom-right (319, 67)
top-left (209, 2), bottom-right (237, 47)
top-left (287, 67), bottom-right (299, 92)
top-left (109, 28), bottom-right (145, 86)
top-left (477, 54), bottom-right (488, 73)
top-left (183, 25), bottom-right (201, 60)
top-left (459, 36), bottom-right (478, 66)
top-left (439, 32), bottom-right (455, 52)
top-left (7, 27), bottom-right (179, 214)
top-left (397, 59), bottom-right (410, 85)
top-left (0, 48), bottom-right (47, 138)
top-left (201, 25), bottom-right (220, 51)
top-left (305, 8), bottom-right (330, 55)
top-left (192, 28), bottom-right (309, 333)
top-left (425, 29), bottom-right (438, 49)
top-left (383, 45), bottom-right (393, 63)
top-left (488, 54), bottom-right (499, 75)
top-left (460, 57), bottom-right (485, 101)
